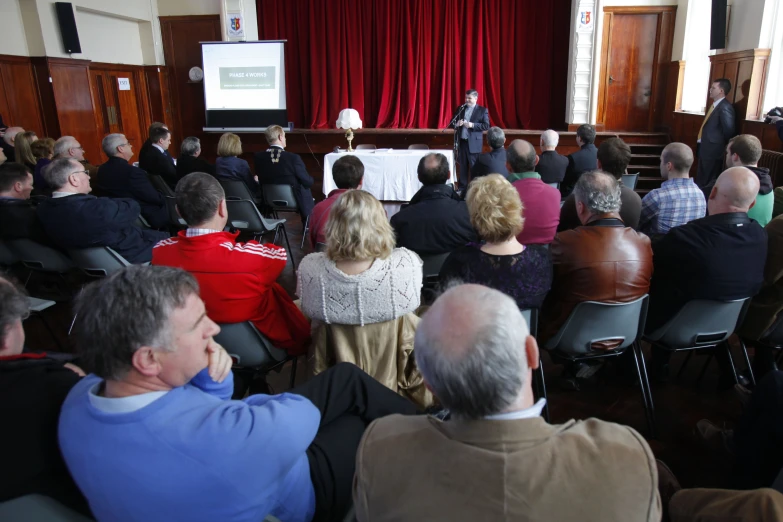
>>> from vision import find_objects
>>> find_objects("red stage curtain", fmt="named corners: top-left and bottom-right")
top-left (258, 0), bottom-right (571, 129)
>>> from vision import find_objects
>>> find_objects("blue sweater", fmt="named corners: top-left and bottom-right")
top-left (58, 370), bottom-right (320, 522)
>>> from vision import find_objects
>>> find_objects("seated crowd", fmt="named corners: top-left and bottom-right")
top-left (4, 118), bottom-right (783, 522)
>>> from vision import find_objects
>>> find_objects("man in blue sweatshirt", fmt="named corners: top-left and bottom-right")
top-left (58, 265), bottom-right (417, 522)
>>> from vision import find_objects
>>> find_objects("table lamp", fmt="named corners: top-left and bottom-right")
top-left (336, 108), bottom-right (362, 152)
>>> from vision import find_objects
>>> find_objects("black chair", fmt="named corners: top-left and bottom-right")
top-left (420, 252), bottom-right (451, 287)
top-left (0, 239), bottom-right (19, 267)
top-left (224, 199), bottom-right (296, 270)
top-left (219, 179), bottom-right (258, 201)
top-left (67, 246), bottom-right (132, 278)
top-left (261, 184), bottom-right (309, 248)
top-left (0, 494), bottom-right (93, 521)
top-left (6, 239), bottom-right (73, 275)
top-left (164, 196), bottom-right (187, 229)
top-left (520, 308), bottom-right (549, 422)
top-left (148, 174), bottom-right (175, 197)
top-left (622, 173), bottom-right (639, 190)
top-left (315, 242), bottom-right (327, 253)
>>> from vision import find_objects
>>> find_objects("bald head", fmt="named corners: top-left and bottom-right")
top-left (541, 129), bottom-right (559, 150)
top-left (660, 142), bottom-right (693, 179)
top-left (417, 152), bottom-right (450, 185)
top-left (507, 139), bottom-right (537, 173)
top-left (709, 167), bottom-right (760, 215)
top-left (3, 127), bottom-right (24, 146)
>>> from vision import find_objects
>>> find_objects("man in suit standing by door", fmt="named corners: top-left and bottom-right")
top-left (451, 89), bottom-right (490, 190)
top-left (696, 78), bottom-right (736, 194)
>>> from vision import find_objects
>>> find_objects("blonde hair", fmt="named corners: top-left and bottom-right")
top-left (217, 133), bottom-right (242, 157)
top-left (15, 131), bottom-right (38, 166)
top-left (31, 137), bottom-right (55, 160)
top-left (466, 174), bottom-right (524, 243)
top-left (325, 190), bottom-right (395, 262)
top-left (264, 125), bottom-right (284, 145)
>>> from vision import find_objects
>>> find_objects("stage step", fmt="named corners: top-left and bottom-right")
top-left (637, 176), bottom-right (663, 190)
top-left (630, 153), bottom-right (661, 166)
top-left (630, 143), bottom-right (665, 154)
top-left (613, 132), bottom-right (669, 145)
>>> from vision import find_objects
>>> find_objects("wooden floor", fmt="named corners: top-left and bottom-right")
top-left (17, 212), bottom-right (743, 491)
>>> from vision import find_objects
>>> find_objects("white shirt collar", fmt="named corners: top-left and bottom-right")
top-left (87, 381), bottom-right (168, 413)
top-left (713, 98), bottom-right (724, 109)
top-left (152, 143), bottom-right (165, 154)
top-left (185, 228), bottom-right (222, 237)
top-left (485, 398), bottom-right (547, 421)
top-left (270, 144), bottom-right (284, 149)
top-left (52, 191), bottom-right (78, 198)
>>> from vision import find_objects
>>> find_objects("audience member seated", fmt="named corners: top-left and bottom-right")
top-left (541, 171), bottom-right (652, 348)
top-left (95, 133), bottom-right (168, 229)
top-left (175, 136), bottom-right (215, 180)
top-left (440, 174), bottom-right (553, 310)
top-left (725, 134), bottom-right (773, 226)
top-left (354, 283), bottom-right (661, 521)
top-left (0, 275), bottom-right (89, 515)
top-left (0, 147), bottom-right (6, 166)
top-left (37, 159), bottom-right (168, 263)
top-left (310, 155), bottom-right (364, 249)
top-left (59, 265), bottom-right (417, 522)
top-left (506, 139), bottom-right (561, 244)
top-left (1, 126), bottom-right (24, 162)
top-left (0, 163), bottom-right (54, 246)
top-left (562, 123), bottom-right (597, 193)
top-left (468, 126), bottom-right (507, 179)
top-left (638, 142), bottom-right (705, 237)
top-left (536, 129), bottom-right (569, 184)
top-left (647, 167), bottom-right (766, 384)
top-left (560, 137), bottom-right (642, 231)
top-left (298, 190), bottom-right (429, 406)
top-left (53, 136), bottom-right (98, 179)
top-left (14, 130), bottom-right (38, 172)
top-left (390, 153), bottom-right (477, 256)
top-left (255, 125), bottom-right (314, 221)
top-left (139, 125), bottom-right (177, 189)
top-left (139, 122), bottom-right (169, 164)
top-left (152, 173), bottom-right (310, 356)
top-left (30, 138), bottom-right (54, 194)
top-left (215, 132), bottom-right (258, 195)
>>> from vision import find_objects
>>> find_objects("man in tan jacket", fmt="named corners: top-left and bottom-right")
top-left (353, 284), bottom-right (661, 522)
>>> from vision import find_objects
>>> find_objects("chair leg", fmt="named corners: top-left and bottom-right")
top-left (675, 350), bottom-right (693, 382)
top-left (635, 342), bottom-right (656, 438)
top-left (288, 356), bottom-right (298, 389)
top-left (738, 338), bottom-right (756, 386)
top-left (723, 341), bottom-right (740, 385)
top-left (536, 356), bottom-right (550, 423)
top-left (301, 215), bottom-right (310, 250)
top-left (632, 342), bottom-right (656, 438)
top-left (279, 224), bottom-right (296, 271)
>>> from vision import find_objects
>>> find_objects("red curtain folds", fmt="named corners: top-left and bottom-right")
top-left (258, 0), bottom-right (571, 129)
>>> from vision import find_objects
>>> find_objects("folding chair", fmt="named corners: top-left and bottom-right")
top-left (355, 144), bottom-right (376, 150)
top-left (622, 173), bottom-right (639, 190)
top-left (148, 174), bottom-right (175, 197)
top-left (219, 179), bottom-right (258, 202)
top-left (6, 239), bottom-right (73, 275)
top-left (164, 196), bottom-right (187, 229)
top-left (261, 184), bottom-right (309, 248)
top-left (408, 144), bottom-right (429, 150)
top-left (225, 199), bottom-right (296, 270)
top-left (68, 246), bottom-right (132, 278)
top-left (520, 308), bottom-right (549, 422)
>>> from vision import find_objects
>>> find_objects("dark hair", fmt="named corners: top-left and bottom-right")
top-left (417, 153), bottom-right (450, 185)
top-left (576, 124), bottom-right (596, 145)
top-left (714, 78), bottom-right (732, 96)
top-left (728, 134), bottom-right (762, 165)
top-left (0, 275), bottom-right (29, 348)
top-left (487, 127), bottom-right (505, 150)
top-left (73, 266), bottom-right (200, 380)
top-left (175, 172), bottom-right (225, 226)
top-left (148, 121), bottom-right (167, 136)
top-left (597, 137), bottom-right (632, 178)
top-left (332, 156), bottom-right (365, 189)
top-left (506, 140), bottom-right (536, 173)
top-left (0, 162), bottom-right (32, 192)
top-left (465, 89), bottom-right (479, 98)
top-left (150, 126), bottom-right (170, 144)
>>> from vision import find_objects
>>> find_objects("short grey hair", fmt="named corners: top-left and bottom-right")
top-left (0, 275), bottom-right (30, 347)
top-left (541, 129), bottom-right (559, 147)
top-left (180, 136), bottom-right (201, 157)
top-left (415, 284), bottom-right (529, 419)
top-left (54, 136), bottom-right (79, 158)
top-left (72, 266), bottom-right (200, 380)
top-left (101, 134), bottom-right (127, 157)
top-left (43, 158), bottom-right (81, 190)
top-left (487, 127), bottom-right (505, 149)
top-left (573, 170), bottom-right (622, 214)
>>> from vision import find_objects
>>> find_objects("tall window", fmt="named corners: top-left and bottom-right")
top-left (762, 0), bottom-right (782, 114)
top-left (680, 0), bottom-right (713, 113)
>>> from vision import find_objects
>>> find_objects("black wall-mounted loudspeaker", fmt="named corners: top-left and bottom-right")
top-left (55, 2), bottom-right (82, 54)
top-left (710, 0), bottom-right (728, 50)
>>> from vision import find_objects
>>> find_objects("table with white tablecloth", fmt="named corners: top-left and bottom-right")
top-left (323, 149), bottom-right (456, 201)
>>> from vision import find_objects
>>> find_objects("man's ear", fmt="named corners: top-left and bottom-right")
top-left (534, 154), bottom-right (540, 167)
top-left (219, 199), bottom-right (228, 218)
top-left (709, 185), bottom-right (718, 201)
top-left (13, 180), bottom-right (23, 193)
top-left (131, 346), bottom-right (164, 377)
top-left (525, 335), bottom-right (540, 370)
top-left (357, 176), bottom-right (364, 189)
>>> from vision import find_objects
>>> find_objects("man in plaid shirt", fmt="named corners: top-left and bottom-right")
top-left (639, 143), bottom-right (706, 237)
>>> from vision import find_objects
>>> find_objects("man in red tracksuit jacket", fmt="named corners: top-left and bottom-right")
top-left (152, 172), bottom-right (310, 355)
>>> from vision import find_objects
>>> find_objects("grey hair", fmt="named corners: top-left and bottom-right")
top-left (574, 170), bottom-right (622, 214)
top-left (101, 133), bottom-right (127, 157)
top-left (73, 266), bottom-right (200, 380)
top-left (54, 136), bottom-right (79, 158)
top-left (0, 275), bottom-right (30, 347)
top-left (541, 129), bottom-right (559, 147)
top-left (487, 127), bottom-right (506, 149)
top-left (415, 284), bottom-right (529, 419)
top-left (180, 136), bottom-right (201, 157)
top-left (43, 158), bottom-right (80, 190)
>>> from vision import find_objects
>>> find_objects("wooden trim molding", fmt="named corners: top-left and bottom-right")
top-left (708, 48), bottom-right (771, 122)
top-left (603, 6), bottom-right (677, 14)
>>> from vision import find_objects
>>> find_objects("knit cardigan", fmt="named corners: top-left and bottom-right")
top-left (297, 248), bottom-right (423, 325)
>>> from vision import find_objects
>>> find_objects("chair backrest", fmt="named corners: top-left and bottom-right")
top-left (164, 196), bottom-right (187, 227)
top-left (315, 242), bottom-right (327, 252)
top-left (214, 321), bottom-right (287, 368)
top-left (408, 144), bottom-right (429, 150)
top-left (645, 298), bottom-right (750, 348)
top-left (225, 199), bottom-right (277, 234)
top-left (68, 246), bottom-right (131, 277)
top-left (6, 239), bottom-right (73, 273)
top-left (520, 308), bottom-right (539, 338)
top-left (546, 182), bottom-right (560, 189)
top-left (355, 144), bottom-right (376, 150)
top-left (420, 252), bottom-right (451, 280)
top-left (0, 494), bottom-right (93, 521)
top-left (0, 239), bottom-right (19, 267)
top-left (219, 179), bottom-right (256, 201)
top-left (544, 296), bottom-right (648, 355)
top-left (261, 184), bottom-right (300, 212)
top-left (148, 174), bottom-right (174, 197)
top-left (622, 173), bottom-right (639, 190)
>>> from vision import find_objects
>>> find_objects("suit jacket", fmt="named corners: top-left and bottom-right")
top-left (95, 156), bottom-right (168, 228)
top-left (536, 150), bottom-right (569, 184)
top-left (450, 104), bottom-right (490, 154)
top-left (699, 98), bottom-right (736, 160)
top-left (139, 144), bottom-right (177, 189)
top-left (215, 156), bottom-right (259, 196)
top-left (739, 216), bottom-right (783, 340)
top-left (354, 414), bottom-right (660, 522)
top-left (390, 184), bottom-right (477, 256)
top-left (563, 143), bottom-right (598, 191)
top-left (175, 154), bottom-right (216, 180)
top-left (0, 197), bottom-right (56, 247)
top-left (469, 147), bottom-right (507, 179)
top-left (541, 216), bottom-right (653, 345)
top-left (36, 194), bottom-right (168, 264)
top-left (254, 146), bottom-right (314, 218)
top-left (559, 185), bottom-right (642, 231)
top-left (646, 212), bottom-right (766, 333)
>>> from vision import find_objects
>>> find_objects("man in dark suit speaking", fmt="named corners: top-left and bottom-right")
top-left (696, 78), bottom-right (736, 194)
top-left (450, 89), bottom-right (490, 189)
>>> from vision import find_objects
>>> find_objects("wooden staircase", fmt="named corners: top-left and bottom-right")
top-left (614, 133), bottom-right (669, 198)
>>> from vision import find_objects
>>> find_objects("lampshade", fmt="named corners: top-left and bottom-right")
top-left (336, 108), bottom-right (362, 130)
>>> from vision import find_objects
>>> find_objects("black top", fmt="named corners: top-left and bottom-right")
top-left (563, 143), bottom-right (598, 193)
top-left (176, 154), bottom-right (216, 180)
top-left (470, 148), bottom-right (507, 179)
top-left (536, 150), bottom-right (569, 184)
top-left (139, 144), bottom-right (177, 189)
top-left (1, 140), bottom-right (15, 162)
top-left (254, 146), bottom-right (315, 218)
top-left (95, 156), bottom-right (168, 228)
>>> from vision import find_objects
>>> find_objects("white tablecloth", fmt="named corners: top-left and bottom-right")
top-left (323, 149), bottom-right (456, 201)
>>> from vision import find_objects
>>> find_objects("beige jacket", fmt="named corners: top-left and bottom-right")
top-left (354, 414), bottom-right (660, 522)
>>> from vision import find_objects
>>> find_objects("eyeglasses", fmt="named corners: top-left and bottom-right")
top-left (71, 146), bottom-right (84, 151)
top-left (71, 170), bottom-right (89, 176)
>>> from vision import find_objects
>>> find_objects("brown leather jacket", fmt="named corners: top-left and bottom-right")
top-left (540, 215), bottom-right (653, 347)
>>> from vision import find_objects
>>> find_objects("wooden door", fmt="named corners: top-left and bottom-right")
top-left (90, 68), bottom-right (144, 163)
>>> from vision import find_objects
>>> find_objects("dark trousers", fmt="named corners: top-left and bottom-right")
top-left (695, 149), bottom-right (723, 194)
top-left (291, 363), bottom-right (418, 522)
top-left (457, 139), bottom-right (479, 189)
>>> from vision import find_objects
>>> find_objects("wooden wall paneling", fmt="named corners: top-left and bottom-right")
top-left (30, 58), bottom-right (60, 139)
top-left (596, 12), bottom-right (613, 126)
top-left (743, 120), bottom-right (783, 153)
top-left (708, 49), bottom-right (770, 125)
top-left (142, 66), bottom-right (176, 137)
top-left (651, 10), bottom-right (676, 129)
top-left (0, 55), bottom-right (45, 137)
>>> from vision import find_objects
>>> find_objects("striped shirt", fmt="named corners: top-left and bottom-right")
top-left (639, 177), bottom-right (706, 236)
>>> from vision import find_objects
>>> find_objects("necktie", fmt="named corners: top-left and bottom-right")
top-left (697, 104), bottom-right (715, 141)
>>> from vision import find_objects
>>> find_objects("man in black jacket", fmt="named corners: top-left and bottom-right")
top-left (469, 127), bottom-right (507, 180)
top-left (37, 159), bottom-right (168, 263)
top-left (562, 124), bottom-right (598, 194)
top-left (536, 129), bottom-right (569, 185)
top-left (139, 126), bottom-right (177, 189)
top-left (175, 136), bottom-right (215, 180)
top-left (390, 153), bottom-right (477, 256)
top-left (450, 89), bottom-right (491, 189)
top-left (0, 163), bottom-right (55, 246)
top-left (139, 122), bottom-right (170, 163)
top-left (95, 133), bottom-right (168, 228)
top-left (254, 125), bottom-right (315, 221)
top-left (695, 78), bottom-right (736, 193)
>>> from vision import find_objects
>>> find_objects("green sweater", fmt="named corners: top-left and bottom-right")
top-left (749, 191), bottom-right (773, 227)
